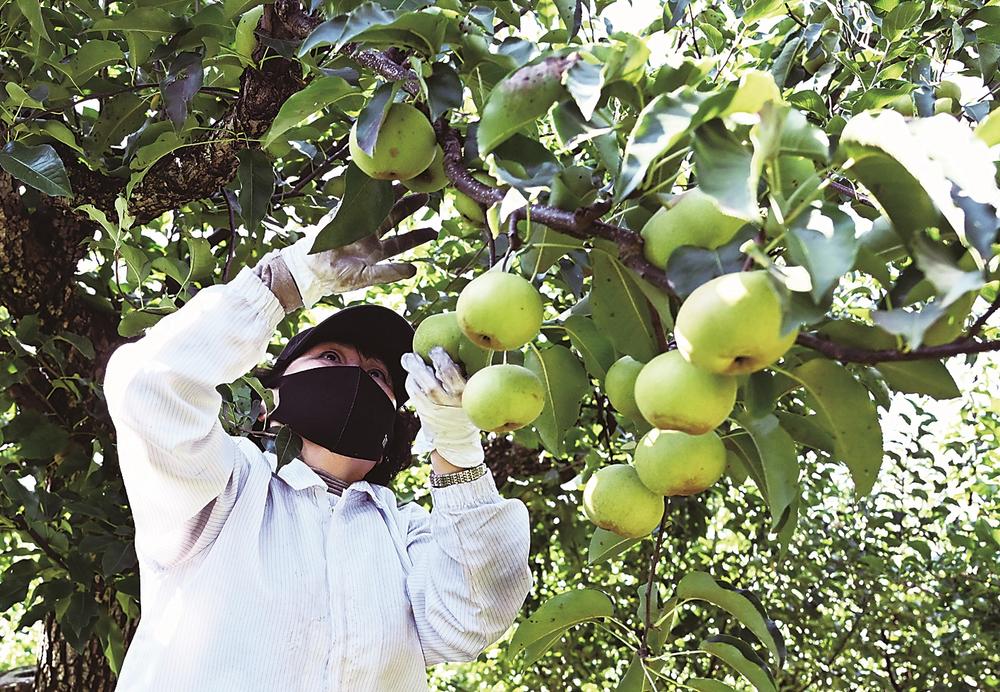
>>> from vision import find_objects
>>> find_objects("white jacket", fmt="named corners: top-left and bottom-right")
top-left (103, 266), bottom-right (533, 691)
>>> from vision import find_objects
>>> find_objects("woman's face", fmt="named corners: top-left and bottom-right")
top-left (281, 340), bottom-right (396, 407)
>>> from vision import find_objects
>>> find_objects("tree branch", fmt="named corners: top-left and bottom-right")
top-left (436, 120), bottom-right (680, 295)
top-left (796, 331), bottom-right (1000, 363)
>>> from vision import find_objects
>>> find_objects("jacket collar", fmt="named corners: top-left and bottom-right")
top-left (265, 453), bottom-right (386, 508)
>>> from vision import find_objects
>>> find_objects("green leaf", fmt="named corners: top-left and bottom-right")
top-left (554, 0), bottom-right (583, 38)
top-left (775, 411), bottom-right (835, 454)
top-left (0, 559), bottom-right (35, 611)
top-left (426, 62), bottom-right (463, 121)
top-left (524, 344), bottom-right (589, 456)
top-left (4, 82), bottom-right (43, 109)
top-left (564, 58), bottom-right (603, 121)
top-left (161, 52), bottom-right (203, 129)
top-left (838, 111), bottom-right (1000, 255)
top-left (274, 425), bottom-right (302, 470)
top-left (347, 9), bottom-right (451, 55)
top-left (588, 527), bottom-right (642, 565)
top-left (677, 571), bottom-right (786, 667)
top-left (185, 237), bottom-right (216, 283)
top-left (262, 76), bottom-right (357, 149)
top-left (790, 359), bottom-right (884, 496)
top-left (236, 149), bottom-right (274, 233)
top-left (0, 142), bottom-right (72, 197)
top-left (129, 130), bottom-right (184, 172)
top-left (519, 223), bottom-right (584, 276)
top-left (16, 0), bottom-right (50, 41)
top-left (732, 413), bottom-right (800, 531)
top-left (687, 679), bottom-right (738, 692)
top-left (615, 88), bottom-right (712, 201)
top-left (100, 618), bottom-right (126, 675)
top-left (70, 40), bottom-right (124, 83)
top-left (883, 1), bottom-right (923, 42)
top-left (742, 0), bottom-right (783, 24)
top-left (91, 93), bottom-right (150, 154)
top-left (786, 206), bottom-right (859, 302)
top-left (700, 634), bottom-right (777, 692)
top-left (353, 83), bottom-right (394, 157)
top-left (875, 360), bottom-right (961, 399)
top-left (666, 227), bottom-right (757, 300)
top-left (89, 7), bottom-right (186, 34)
top-left (561, 314), bottom-right (616, 382)
top-left (118, 309), bottom-right (164, 337)
top-left (224, 0), bottom-right (263, 19)
top-left (509, 589), bottom-right (614, 664)
top-left (693, 120), bottom-right (760, 222)
top-left (590, 247), bottom-right (658, 362)
top-left (311, 163), bottom-right (394, 252)
top-left (478, 55), bottom-right (574, 157)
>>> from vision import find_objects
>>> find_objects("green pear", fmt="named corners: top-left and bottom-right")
top-left (461, 364), bottom-right (544, 432)
top-left (403, 145), bottom-right (448, 193)
top-left (634, 428), bottom-right (726, 496)
top-left (348, 103), bottom-right (436, 181)
top-left (604, 356), bottom-right (645, 422)
top-left (413, 312), bottom-right (464, 362)
top-left (934, 97), bottom-right (956, 115)
top-left (674, 271), bottom-right (799, 375)
top-left (457, 334), bottom-right (492, 375)
top-left (938, 79), bottom-right (961, 102)
top-left (887, 94), bottom-right (914, 116)
top-left (456, 272), bottom-right (543, 350)
top-left (640, 187), bottom-right (747, 269)
top-left (582, 464), bottom-right (664, 538)
top-left (453, 172), bottom-right (494, 224)
top-left (634, 350), bottom-right (737, 434)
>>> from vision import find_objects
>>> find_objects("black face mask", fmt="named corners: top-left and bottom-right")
top-left (270, 366), bottom-right (396, 463)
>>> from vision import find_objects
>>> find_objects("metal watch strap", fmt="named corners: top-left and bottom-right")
top-left (429, 463), bottom-right (487, 488)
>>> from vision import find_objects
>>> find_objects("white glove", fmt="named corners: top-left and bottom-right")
top-left (401, 347), bottom-right (485, 469)
top-left (279, 222), bottom-right (436, 308)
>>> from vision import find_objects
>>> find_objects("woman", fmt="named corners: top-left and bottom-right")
top-left (102, 224), bottom-right (533, 690)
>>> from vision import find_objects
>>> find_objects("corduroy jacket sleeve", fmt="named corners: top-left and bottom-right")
top-left (103, 267), bottom-right (285, 566)
top-left (402, 469), bottom-right (533, 666)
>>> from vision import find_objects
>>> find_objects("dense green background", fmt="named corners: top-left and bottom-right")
top-left (2, 0), bottom-right (1000, 689)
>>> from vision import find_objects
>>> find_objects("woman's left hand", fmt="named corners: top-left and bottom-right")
top-left (401, 348), bottom-right (485, 469)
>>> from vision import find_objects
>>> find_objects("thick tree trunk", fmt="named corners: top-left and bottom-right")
top-left (33, 582), bottom-right (138, 692)
top-left (34, 616), bottom-right (113, 692)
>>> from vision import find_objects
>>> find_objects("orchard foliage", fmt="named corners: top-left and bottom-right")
top-left (1, 0), bottom-right (999, 689)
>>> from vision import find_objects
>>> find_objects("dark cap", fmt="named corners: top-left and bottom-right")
top-left (260, 304), bottom-right (414, 405)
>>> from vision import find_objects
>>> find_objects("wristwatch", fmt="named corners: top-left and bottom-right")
top-left (429, 463), bottom-right (488, 488)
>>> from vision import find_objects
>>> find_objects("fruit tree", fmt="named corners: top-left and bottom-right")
top-left (1, 0), bottom-right (999, 690)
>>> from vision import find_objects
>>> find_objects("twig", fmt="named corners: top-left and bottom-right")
top-left (963, 294), bottom-right (1000, 340)
top-left (222, 188), bottom-right (239, 282)
top-left (648, 300), bottom-right (669, 354)
top-left (785, 2), bottom-right (807, 28)
top-left (275, 140), bottom-right (349, 201)
top-left (639, 498), bottom-right (670, 659)
top-left (796, 331), bottom-right (1000, 363)
top-left (687, 4), bottom-right (702, 59)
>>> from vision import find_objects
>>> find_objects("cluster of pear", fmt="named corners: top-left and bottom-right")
top-left (412, 272), bottom-right (547, 432)
top-left (583, 270), bottom-right (799, 539)
top-left (348, 102), bottom-right (450, 190)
